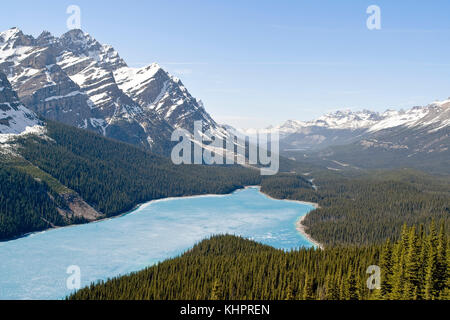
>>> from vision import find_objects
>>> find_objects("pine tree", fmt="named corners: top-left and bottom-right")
top-left (436, 222), bottom-right (447, 298)
top-left (210, 278), bottom-right (222, 300)
top-left (441, 241), bottom-right (450, 299)
top-left (302, 274), bottom-right (315, 300)
top-left (67, 229), bottom-right (448, 300)
top-left (404, 226), bottom-right (420, 299)
top-left (424, 221), bottom-right (439, 300)
top-left (380, 238), bottom-right (393, 298)
top-left (284, 282), bottom-right (295, 300)
top-left (324, 274), bottom-right (339, 300)
top-left (346, 266), bottom-right (359, 300)
top-left (390, 224), bottom-right (409, 299)
top-left (416, 224), bottom-right (427, 300)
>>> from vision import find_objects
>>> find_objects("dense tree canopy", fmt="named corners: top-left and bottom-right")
top-left (261, 171), bottom-right (450, 246)
top-left (69, 222), bottom-right (449, 300)
top-left (0, 164), bottom-right (67, 240)
top-left (0, 121), bottom-right (261, 240)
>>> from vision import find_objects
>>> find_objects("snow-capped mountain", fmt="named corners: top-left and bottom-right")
top-left (275, 104), bottom-right (449, 151)
top-left (275, 101), bottom-right (449, 174)
top-left (278, 103), bottom-right (449, 135)
top-left (0, 27), bottom-right (221, 153)
top-left (0, 72), bottom-right (41, 135)
top-left (280, 109), bottom-right (383, 132)
top-left (114, 63), bottom-right (220, 132)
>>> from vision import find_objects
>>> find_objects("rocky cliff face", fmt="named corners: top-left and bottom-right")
top-left (0, 27), bottom-right (222, 153)
top-left (114, 63), bottom-right (220, 132)
top-left (0, 72), bottom-right (41, 134)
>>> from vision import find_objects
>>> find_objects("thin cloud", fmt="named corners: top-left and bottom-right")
top-left (161, 62), bottom-right (209, 65)
top-left (173, 68), bottom-right (193, 76)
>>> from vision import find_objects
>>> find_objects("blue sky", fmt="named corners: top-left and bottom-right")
top-left (1, 0), bottom-right (450, 128)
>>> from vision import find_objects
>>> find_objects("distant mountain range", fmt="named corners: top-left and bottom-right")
top-left (272, 103), bottom-right (449, 174)
top-left (0, 27), bottom-right (223, 154)
top-left (232, 100), bottom-right (449, 174)
top-left (236, 102), bottom-right (448, 150)
top-left (1, 27), bottom-right (448, 174)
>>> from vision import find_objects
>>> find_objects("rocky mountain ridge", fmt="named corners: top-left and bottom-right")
top-left (0, 27), bottom-right (222, 153)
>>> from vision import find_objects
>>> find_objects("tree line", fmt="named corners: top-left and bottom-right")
top-left (68, 222), bottom-right (448, 300)
top-left (261, 171), bottom-right (450, 246)
top-left (0, 120), bottom-right (261, 240)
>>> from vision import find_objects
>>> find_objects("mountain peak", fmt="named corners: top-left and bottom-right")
top-left (61, 28), bottom-right (88, 39)
top-left (36, 30), bottom-right (56, 46)
top-left (433, 98), bottom-right (450, 109)
top-left (147, 62), bottom-right (161, 69)
top-left (0, 27), bottom-right (221, 152)
top-left (137, 62), bottom-right (162, 75)
top-left (0, 27), bottom-right (33, 47)
top-left (58, 29), bottom-right (127, 71)
top-left (0, 27), bottom-right (22, 39)
top-left (38, 30), bottom-right (53, 37)
top-left (60, 29), bottom-right (95, 48)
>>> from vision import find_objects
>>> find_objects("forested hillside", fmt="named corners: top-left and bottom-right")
top-left (0, 121), bottom-right (261, 240)
top-left (0, 165), bottom-right (68, 240)
top-left (2, 120), bottom-right (449, 277)
top-left (2, 120), bottom-right (448, 247)
top-left (261, 170), bottom-right (450, 246)
top-left (16, 121), bottom-right (261, 216)
top-left (69, 222), bottom-right (449, 300)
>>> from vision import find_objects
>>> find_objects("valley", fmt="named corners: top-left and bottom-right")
top-left (0, 17), bottom-right (448, 303)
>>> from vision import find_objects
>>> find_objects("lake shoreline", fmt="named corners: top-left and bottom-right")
top-left (1, 185), bottom-right (322, 250)
top-left (1, 185), bottom-right (323, 300)
top-left (257, 187), bottom-right (323, 249)
top-left (295, 215), bottom-right (324, 250)
top-left (0, 185), bottom-right (255, 243)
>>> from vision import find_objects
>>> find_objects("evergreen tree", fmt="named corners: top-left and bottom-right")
top-left (324, 274), bottom-right (339, 300)
top-left (69, 230), bottom-right (448, 301)
top-left (210, 278), bottom-right (222, 300)
top-left (302, 274), bottom-right (314, 300)
top-left (390, 224), bottom-right (409, 299)
top-left (345, 266), bottom-right (359, 300)
top-left (436, 222), bottom-right (447, 296)
top-left (424, 222), bottom-right (439, 300)
top-left (380, 239), bottom-right (393, 298)
top-left (404, 226), bottom-right (420, 299)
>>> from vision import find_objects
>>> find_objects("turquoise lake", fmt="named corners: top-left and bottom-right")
top-left (0, 187), bottom-right (315, 300)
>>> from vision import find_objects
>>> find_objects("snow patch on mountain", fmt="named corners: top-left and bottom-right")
top-left (0, 124), bottom-right (45, 143)
top-left (114, 63), bottom-right (161, 97)
top-left (367, 107), bottom-right (430, 132)
top-left (0, 27), bottom-right (226, 152)
top-left (59, 29), bottom-right (126, 71)
top-left (275, 101), bottom-right (448, 137)
top-left (0, 72), bottom-right (41, 134)
top-left (0, 72), bottom-right (43, 154)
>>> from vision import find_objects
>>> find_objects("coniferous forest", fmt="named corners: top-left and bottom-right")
top-left (69, 222), bottom-right (448, 300)
top-left (1, 1), bottom-right (450, 304)
top-left (0, 164), bottom-right (67, 240)
top-left (0, 121), bottom-right (261, 240)
top-left (0, 121), bottom-right (448, 300)
top-left (261, 172), bottom-right (450, 246)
